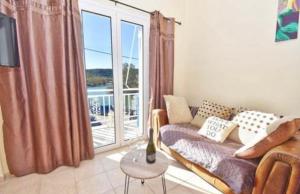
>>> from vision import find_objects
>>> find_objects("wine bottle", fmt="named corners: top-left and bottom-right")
top-left (146, 128), bottom-right (156, 164)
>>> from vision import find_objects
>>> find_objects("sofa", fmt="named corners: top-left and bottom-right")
top-left (152, 109), bottom-right (300, 194)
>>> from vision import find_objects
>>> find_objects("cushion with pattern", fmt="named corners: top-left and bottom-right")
top-left (228, 111), bottom-right (279, 145)
top-left (198, 116), bottom-right (238, 143)
top-left (229, 106), bottom-right (250, 120)
top-left (190, 100), bottom-right (234, 127)
top-left (234, 117), bottom-right (300, 158)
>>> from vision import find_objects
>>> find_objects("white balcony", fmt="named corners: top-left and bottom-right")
top-left (88, 88), bottom-right (142, 148)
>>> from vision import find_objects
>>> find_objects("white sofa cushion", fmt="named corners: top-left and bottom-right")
top-left (198, 116), bottom-right (238, 143)
top-left (229, 111), bottom-right (279, 145)
top-left (164, 95), bottom-right (193, 124)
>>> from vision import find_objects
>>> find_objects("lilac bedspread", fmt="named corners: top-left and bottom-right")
top-left (160, 124), bottom-right (259, 194)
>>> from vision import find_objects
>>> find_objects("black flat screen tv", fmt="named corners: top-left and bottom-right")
top-left (0, 12), bottom-right (19, 67)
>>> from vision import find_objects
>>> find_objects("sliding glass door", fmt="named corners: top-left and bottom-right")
top-left (80, 1), bottom-right (149, 150)
top-left (82, 11), bottom-right (116, 148)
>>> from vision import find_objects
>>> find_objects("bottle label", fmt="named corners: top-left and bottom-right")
top-left (147, 153), bottom-right (156, 162)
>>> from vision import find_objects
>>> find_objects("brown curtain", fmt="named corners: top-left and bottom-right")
top-left (0, 0), bottom-right (94, 176)
top-left (149, 11), bottom-right (175, 116)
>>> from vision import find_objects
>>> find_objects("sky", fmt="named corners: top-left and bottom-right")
top-left (82, 11), bottom-right (143, 70)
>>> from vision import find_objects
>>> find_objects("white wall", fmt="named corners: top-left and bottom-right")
top-left (175, 0), bottom-right (300, 115)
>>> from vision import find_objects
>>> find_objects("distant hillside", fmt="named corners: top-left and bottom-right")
top-left (86, 69), bottom-right (112, 78)
top-left (86, 67), bottom-right (139, 88)
top-left (86, 69), bottom-right (112, 87)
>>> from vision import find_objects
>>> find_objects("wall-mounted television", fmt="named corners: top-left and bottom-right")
top-left (0, 12), bottom-right (19, 67)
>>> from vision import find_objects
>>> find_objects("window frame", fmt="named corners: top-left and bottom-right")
top-left (79, 0), bottom-right (150, 153)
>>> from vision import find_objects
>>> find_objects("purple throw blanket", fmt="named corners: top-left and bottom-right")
top-left (160, 124), bottom-right (259, 194)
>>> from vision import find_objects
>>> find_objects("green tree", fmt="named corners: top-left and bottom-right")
top-left (123, 63), bottom-right (139, 88)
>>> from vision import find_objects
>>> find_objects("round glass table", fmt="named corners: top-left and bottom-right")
top-left (120, 149), bottom-right (169, 194)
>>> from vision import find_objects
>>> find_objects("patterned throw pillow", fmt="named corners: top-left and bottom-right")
top-left (190, 100), bottom-right (234, 127)
top-left (198, 116), bottom-right (238, 143)
top-left (229, 106), bottom-right (250, 120)
top-left (235, 106), bottom-right (250, 114)
top-left (234, 117), bottom-right (300, 159)
top-left (228, 111), bottom-right (279, 145)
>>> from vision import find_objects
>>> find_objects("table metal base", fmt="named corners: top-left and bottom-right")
top-left (124, 174), bottom-right (166, 194)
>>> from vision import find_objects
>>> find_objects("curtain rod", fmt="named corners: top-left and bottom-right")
top-left (108, 0), bottom-right (182, 25)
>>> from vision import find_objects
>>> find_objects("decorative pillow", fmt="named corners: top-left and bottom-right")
top-left (229, 106), bottom-right (250, 120)
top-left (234, 117), bottom-right (300, 159)
top-left (228, 111), bottom-right (279, 145)
top-left (198, 116), bottom-right (238, 143)
top-left (164, 95), bottom-right (193, 124)
top-left (190, 100), bottom-right (234, 127)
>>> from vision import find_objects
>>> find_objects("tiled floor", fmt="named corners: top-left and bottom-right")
top-left (0, 145), bottom-right (223, 194)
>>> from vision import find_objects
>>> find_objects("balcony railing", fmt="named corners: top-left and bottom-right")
top-left (87, 88), bottom-right (142, 148)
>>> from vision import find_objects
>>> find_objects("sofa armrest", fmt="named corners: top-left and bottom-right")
top-left (152, 109), bottom-right (169, 148)
top-left (253, 132), bottom-right (300, 194)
